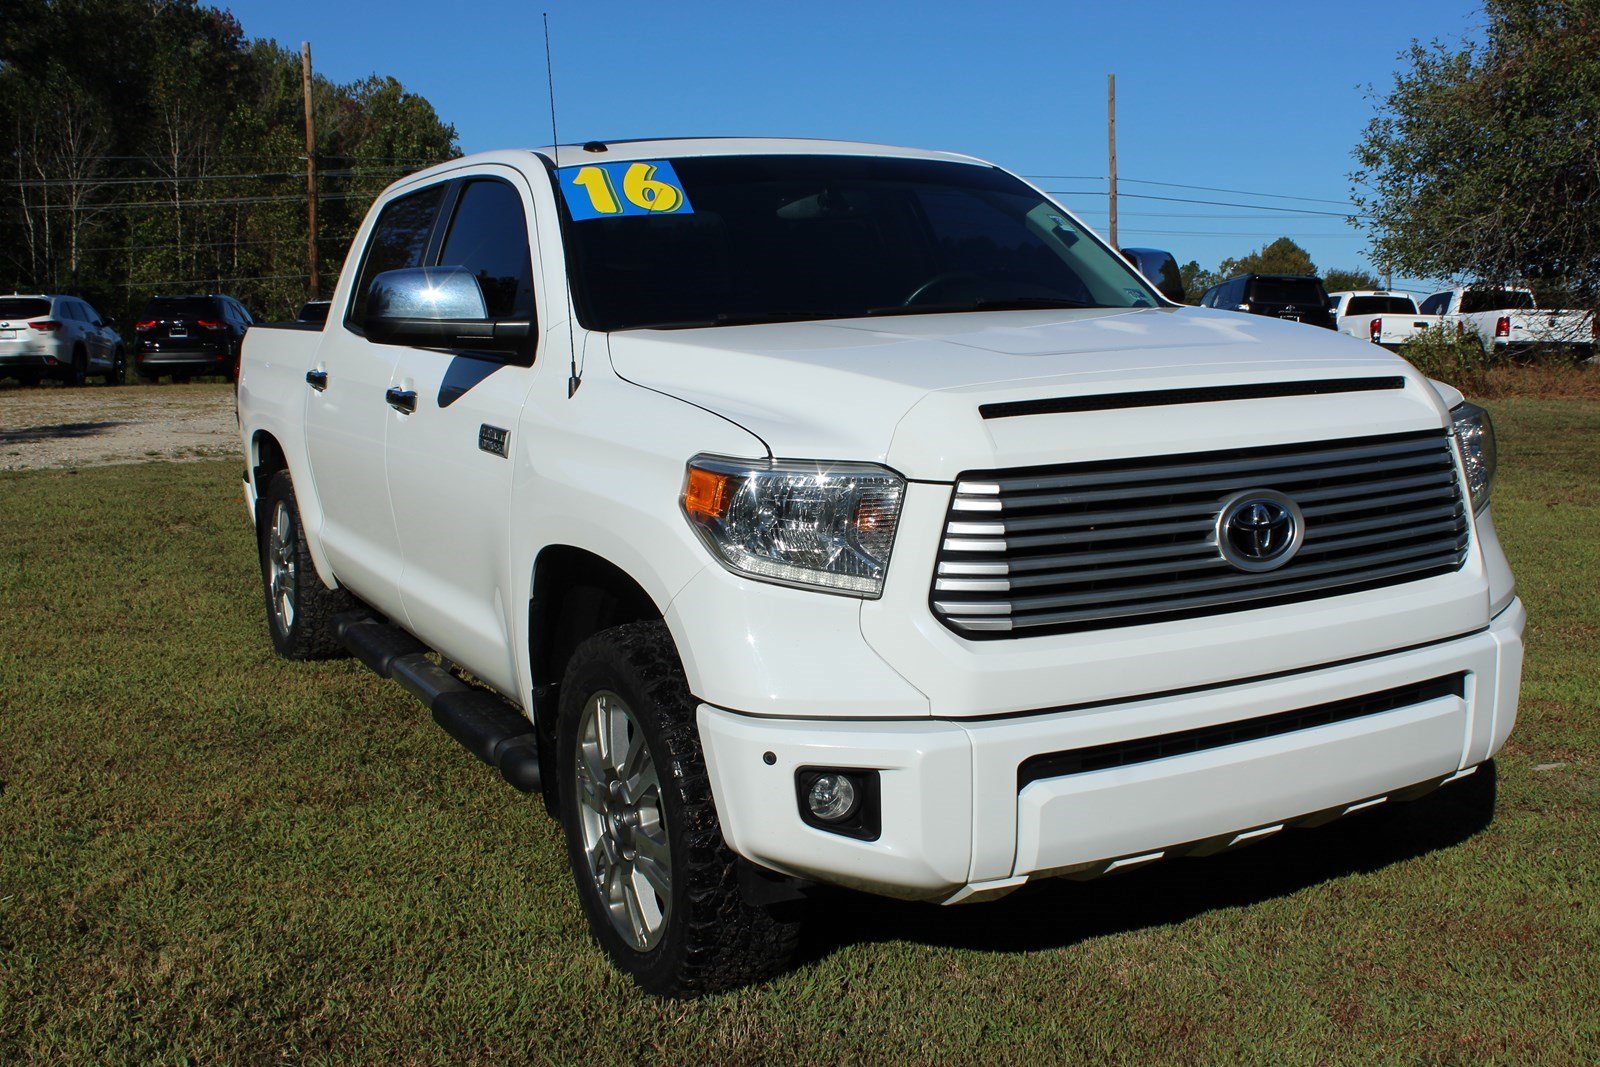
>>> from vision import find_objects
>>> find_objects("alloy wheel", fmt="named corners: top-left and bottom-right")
top-left (572, 690), bottom-right (672, 951)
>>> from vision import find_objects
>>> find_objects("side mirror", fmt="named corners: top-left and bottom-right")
top-left (364, 266), bottom-right (533, 362)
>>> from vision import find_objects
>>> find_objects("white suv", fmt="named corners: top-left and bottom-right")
top-left (0, 293), bottom-right (125, 386)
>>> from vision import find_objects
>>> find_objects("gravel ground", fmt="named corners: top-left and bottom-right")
top-left (0, 382), bottom-right (240, 472)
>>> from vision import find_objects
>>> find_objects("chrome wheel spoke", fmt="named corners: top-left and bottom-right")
top-left (572, 689), bottom-right (671, 951)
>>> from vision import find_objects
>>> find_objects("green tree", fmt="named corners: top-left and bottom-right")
top-left (1353, 0), bottom-right (1600, 312)
top-left (1179, 260), bottom-right (1221, 304)
top-left (1217, 237), bottom-right (1318, 279)
top-left (0, 0), bottom-right (459, 329)
top-left (1322, 267), bottom-right (1384, 293)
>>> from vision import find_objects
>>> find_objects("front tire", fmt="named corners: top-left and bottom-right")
top-left (258, 470), bottom-right (352, 659)
top-left (557, 621), bottom-right (801, 997)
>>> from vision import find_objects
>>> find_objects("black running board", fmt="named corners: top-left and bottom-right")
top-left (334, 613), bottom-right (541, 793)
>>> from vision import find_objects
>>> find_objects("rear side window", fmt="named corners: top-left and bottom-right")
top-left (1346, 296), bottom-right (1418, 315)
top-left (1419, 293), bottom-right (1448, 315)
top-left (0, 297), bottom-right (51, 318)
top-left (349, 184), bottom-right (449, 325)
top-left (1460, 289), bottom-right (1535, 314)
top-left (436, 179), bottom-right (535, 320)
top-left (1246, 278), bottom-right (1326, 305)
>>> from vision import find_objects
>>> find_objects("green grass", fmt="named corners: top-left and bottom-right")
top-left (2, 400), bottom-right (1597, 1064)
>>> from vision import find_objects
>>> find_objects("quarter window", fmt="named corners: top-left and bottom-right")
top-left (436, 179), bottom-right (536, 321)
top-left (349, 184), bottom-right (449, 326)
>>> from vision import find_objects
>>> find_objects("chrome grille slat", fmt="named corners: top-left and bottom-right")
top-left (975, 453), bottom-right (1451, 512)
top-left (978, 435), bottom-right (1443, 494)
top-left (931, 430), bottom-right (1470, 638)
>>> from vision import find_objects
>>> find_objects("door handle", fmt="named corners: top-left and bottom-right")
top-left (385, 387), bottom-right (417, 414)
top-left (305, 369), bottom-right (328, 391)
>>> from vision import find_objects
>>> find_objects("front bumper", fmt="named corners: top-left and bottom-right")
top-left (698, 598), bottom-right (1524, 902)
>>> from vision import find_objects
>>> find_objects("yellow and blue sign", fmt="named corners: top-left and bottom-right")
top-left (558, 160), bottom-right (694, 221)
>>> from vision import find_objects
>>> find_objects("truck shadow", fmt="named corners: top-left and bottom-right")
top-left (0, 421), bottom-right (124, 445)
top-left (795, 786), bottom-right (1493, 961)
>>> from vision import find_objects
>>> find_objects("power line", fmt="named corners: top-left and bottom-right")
top-left (1025, 174), bottom-right (1360, 208)
top-left (4, 167), bottom-right (417, 189)
top-left (118, 271), bottom-right (311, 287)
top-left (1044, 189), bottom-right (1368, 219)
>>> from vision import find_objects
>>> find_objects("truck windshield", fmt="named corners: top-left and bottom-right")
top-left (1460, 290), bottom-right (1536, 314)
top-left (558, 155), bottom-right (1161, 331)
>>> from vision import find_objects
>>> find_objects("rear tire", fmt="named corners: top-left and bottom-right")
top-left (13, 371), bottom-right (39, 387)
top-left (259, 470), bottom-right (353, 660)
top-left (104, 348), bottom-right (125, 385)
top-left (67, 347), bottom-right (87, 387)
top-left (137, 370), bottom-right (161, 384)
top-left (557, 621), bottom-right (801, 997)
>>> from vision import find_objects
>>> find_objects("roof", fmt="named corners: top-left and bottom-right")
top-left (390, 138), bottom-right (993, 190)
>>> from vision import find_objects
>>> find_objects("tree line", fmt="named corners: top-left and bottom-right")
top-left (0, 0), bottom-right (459, 329)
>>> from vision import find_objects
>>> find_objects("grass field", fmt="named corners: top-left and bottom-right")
top-left (1, 400), bottom-right (1597, 1064)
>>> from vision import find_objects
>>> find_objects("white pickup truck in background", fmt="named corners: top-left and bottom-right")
top-left (1418, 286), bottom-right (1596, 358)
top-left (1330, 290), bottom-right (1431, 350)
top-left (235, 138), bottom-right (1525, 996)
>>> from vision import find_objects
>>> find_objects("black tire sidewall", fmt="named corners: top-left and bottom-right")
top-left (556, 632), bottom-right (704, 993)
top-left (259, 472), bottom-right (302, 657)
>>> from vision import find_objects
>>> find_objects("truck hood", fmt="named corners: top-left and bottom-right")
top-left (606, 306), bottom-right (1452, 480)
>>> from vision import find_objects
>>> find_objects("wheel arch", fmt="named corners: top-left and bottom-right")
top-left (528, 544), bottom-right (667, 812)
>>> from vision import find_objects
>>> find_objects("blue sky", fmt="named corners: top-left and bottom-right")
top-left (228, 0), bottom-right (1487, 292)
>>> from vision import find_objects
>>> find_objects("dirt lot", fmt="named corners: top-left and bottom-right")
top-left (0, 382), bottom-right (239, 472)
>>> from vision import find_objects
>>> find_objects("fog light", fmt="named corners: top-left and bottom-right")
top-left (795, 767), bottom-right (880, 840)
top-left (806, 773), bottom-right (858, 822)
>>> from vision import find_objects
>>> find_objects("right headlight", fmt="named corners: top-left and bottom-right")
top-left (679, 455), bottom-right (905, 597)
top-left (1451, 401), bottom-right (1497, 514)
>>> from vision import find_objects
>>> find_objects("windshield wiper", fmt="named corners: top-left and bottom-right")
top-left (864, 297), bottom-right (1107, 317)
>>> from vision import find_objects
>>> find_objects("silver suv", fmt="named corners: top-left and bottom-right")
top-left (0, 293), bottom-right (125, 386)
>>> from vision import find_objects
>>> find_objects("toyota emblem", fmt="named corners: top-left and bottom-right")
top-left (1216, 490), bottom-right (1304, 572)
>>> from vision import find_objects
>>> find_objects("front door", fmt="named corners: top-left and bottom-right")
top-left (385, 172), bottom-right (541, 696)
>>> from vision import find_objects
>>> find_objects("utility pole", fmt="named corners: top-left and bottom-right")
top-left (301, 41), bottom-right (319, 300)
top-left (1107, 73), bottom-right (1118, 249)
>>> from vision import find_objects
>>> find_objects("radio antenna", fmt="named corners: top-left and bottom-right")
top-left (544, 12), bottom-right (581, 397)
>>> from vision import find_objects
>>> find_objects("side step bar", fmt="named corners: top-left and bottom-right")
top-left (334, 613), bottom-right (541, 793)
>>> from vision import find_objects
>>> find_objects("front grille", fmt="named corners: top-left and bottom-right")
top-left (931, 429), bottom-right (1470, 637)
top-left (1016, 673), bottom-right (1467, 789)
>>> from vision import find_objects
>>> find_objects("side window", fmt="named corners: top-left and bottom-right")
top-left (435, 178), bottom-right (536, 321)
top-left (1419, 293), bottom-right (1444, 315)
top-left (349, 183), bottom-right (449, 326)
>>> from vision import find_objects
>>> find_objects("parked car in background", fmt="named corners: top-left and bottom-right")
top-left (296, 300), bottom-right (332, 325)
top-left (133, 294), bottom-right (253, 382)
top-left (1119, 247), bottom-right (1184, 302)
top-left (1418, 286), bottom-right (1596, 358)
top-left (0, 293), bottom-right (124, 386)
top-left (1330, 290), bottom-right (1431, 350)
top-left (1201, 274), bottom-right (1335, 329)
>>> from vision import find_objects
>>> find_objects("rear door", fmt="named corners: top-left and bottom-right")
top-left (384, 170), bottom-right (541, 695)
top-left (303, 181), bottom-right (450, 622)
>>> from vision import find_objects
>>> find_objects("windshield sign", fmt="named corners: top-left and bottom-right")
top-left (557, 155), bottom-right (1161, 331)
top-left (558, 160), bottom-right (695, 220)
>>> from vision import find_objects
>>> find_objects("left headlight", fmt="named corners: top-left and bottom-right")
top-left (680, 455), bottom-right (905, 597)
top-left (1451, 401), bottom-right (1497, 514)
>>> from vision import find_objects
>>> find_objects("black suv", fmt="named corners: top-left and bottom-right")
top-left (1200, 274), bottom-right (1334, 328)
top-left (133, 294), bottom-right (253, 382)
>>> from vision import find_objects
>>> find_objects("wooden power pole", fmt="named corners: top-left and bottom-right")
top-left (301, 41), bottom-right (319, 300)
top-left (1107, 73), bottom-right (1118, 249)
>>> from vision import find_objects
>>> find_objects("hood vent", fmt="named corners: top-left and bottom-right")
top-left (979, 376), bottom-right (1407, 420)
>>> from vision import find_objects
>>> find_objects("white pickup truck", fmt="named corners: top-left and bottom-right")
top-left (236, 139), bottom-right (1524, 996)
top-left (1418, 285), bottom-right (1596, 357)
top-left (1329, 290), bottom-right (1431, 350)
